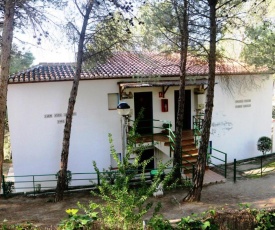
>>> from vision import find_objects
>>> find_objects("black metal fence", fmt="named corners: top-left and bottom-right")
top-left (231, 153), bottom-right (275, 182)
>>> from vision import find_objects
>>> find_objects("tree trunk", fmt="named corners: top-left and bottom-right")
top-left (173, 0), bottom-right (189, 181)
top-left (55, 1), bottom-right (94, 202)
top-left (0, 0), bottom-right (15, 193)
top-left (183, 0), bottom-right (217, 202)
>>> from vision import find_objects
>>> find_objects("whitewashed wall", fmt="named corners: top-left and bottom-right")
top-left (210, 75), bottom-right (273, 163)
top-left (7, 74), bottom-right (273, 191)
top-left (7, 80), bottom-right (123, 190)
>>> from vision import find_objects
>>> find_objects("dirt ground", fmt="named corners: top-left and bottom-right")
top-left (2, 164), bottom-right (275, 229)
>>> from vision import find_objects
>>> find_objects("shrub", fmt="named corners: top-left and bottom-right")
top-left (55, 170), bottom-right (72, 190)
top-left (58, 203), bottom-right (98, 230)
top-left (59, 113), bottom-right (168, 229)
top-left (257, 136), bottom-right (272, 155)
top-left (90, 133), bottom-right (166, 229)
top-left (3, 181), bottom-right (14, 196)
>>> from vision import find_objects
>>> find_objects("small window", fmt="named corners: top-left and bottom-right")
top-left (108, 93), bottom-right (119, 110)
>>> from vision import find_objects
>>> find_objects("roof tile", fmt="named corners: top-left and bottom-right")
top-left (8, 52), bottom-right (269, 84)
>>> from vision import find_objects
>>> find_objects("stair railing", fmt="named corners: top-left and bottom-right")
top-left (192, 114), bottom-right (204, 147)
top-left (208, 141), bottom-right (227, 178)
top-left (192, 115), bottom-right (227, 178)
top-left (128, 119), bottom-right (174, 149)
top-left (165, 122), bottom-right (175, 157)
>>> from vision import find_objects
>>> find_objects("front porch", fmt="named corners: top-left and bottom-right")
top-left (134, 127), bottom-right (226, 185)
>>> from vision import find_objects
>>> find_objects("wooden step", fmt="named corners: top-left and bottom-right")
top-left (183, 148), bottom-right (198, 154)
top-left (182, 145), bottom-right (197, 152)
top-left (182, 135), bottom-right (194, 141)
top-left (182, 152), bottom-right (198, 158)
top-left (181, 139), bottom-right (195, 145)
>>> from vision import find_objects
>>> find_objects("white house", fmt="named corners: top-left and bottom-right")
top-left (6, 52), bottom-right (273, 192)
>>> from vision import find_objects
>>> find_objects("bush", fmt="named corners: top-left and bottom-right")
top-left (90, 133), bottom-right (166, 229)
top-left (3, 181), bottom-right (14, 196)
top-left (257, 136), bottom-right (272, 155)
top-left (55, 170), bottom-right (72, 190)
top-left (58, 203), bottom-right (98, 230)
top-left (59, 114), bottom-right (168, 229)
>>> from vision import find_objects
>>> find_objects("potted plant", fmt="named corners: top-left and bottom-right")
top-left (161, 122), bottom-right (172, 135)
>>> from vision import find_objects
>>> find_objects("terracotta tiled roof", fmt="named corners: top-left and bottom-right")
top-left (8, 52), bottom-right (269, 84)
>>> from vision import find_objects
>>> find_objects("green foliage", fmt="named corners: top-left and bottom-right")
top-left (0, 220), bottom-right (38, 230)
top-left (147, 209), bottom-right (218, 230)
top-left (55, 170), bottom-right (72, 189)
top-left (177, 214), bottom-right (215, 230)
top-left (147, 214), bottom-right (173, 230)
top-left (58, 203), bottom-right (98, 230)
top-left (10, 47), bottom-right (35, 74)
top-left (138, 2), bottom-right (181, 52)
top-left (60, 113), bottom-right (167, 229)
top-left (241, 21), bottom-right (275, 71)
top-left (90, 132), bottom-right (165, 229)
top-left (238, 203), bottom-right (252, 210)
top-left (3, 181), bottom-right (14, 196)
top-left (82, 11), bottom-right (134, 67)
top-left (254, 209), bottom-right (275, 230)
top-left (257, 136), bottom-right (272, 155)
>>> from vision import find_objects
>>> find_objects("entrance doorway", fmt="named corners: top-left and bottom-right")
top-left (174, 90), bottom-right (191, 130)
top-left (134, 92), bottom-right (153, 135)
top-left (139, 148), bottom-right (154, 172)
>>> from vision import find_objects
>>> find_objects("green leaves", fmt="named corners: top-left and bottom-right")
top-left (241, 22), bottom-right (275, 71)
top-left (257, 136), bottom-right (272, 155)
top-left (59, 204), bottom-right (98, 230)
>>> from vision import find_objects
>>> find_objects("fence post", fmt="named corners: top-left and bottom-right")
top-left (260, 156), bottom-right (263, 177)
top-left (208, 141), bottom-right (212, 155)
top-left (234, 159), bottom-right (236, 183)
top-left (33, 175), bottom-right (35, 196)
top-left (225, 153), bottom-right (227, 178)
top-left (2, 175), bottom-right (6, 197)
top-left (97, 172), bottom-right (100, 186)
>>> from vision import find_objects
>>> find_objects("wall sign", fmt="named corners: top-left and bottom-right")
top-left (44, 112), bottom-right (77, 124)
top-left (235, 99), bottom-right (251, 109)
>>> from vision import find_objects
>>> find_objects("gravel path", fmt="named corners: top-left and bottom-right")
top-left (1, 163), bottom-right (275, 227)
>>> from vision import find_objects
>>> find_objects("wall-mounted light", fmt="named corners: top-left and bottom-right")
top-left (117, 102), bottom-right (131, 161)
top-left (117, 102), bottom-right (131, 116)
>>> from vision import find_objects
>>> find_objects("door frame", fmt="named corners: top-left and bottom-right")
top-left (134, 92), bottom-right (153, 135)
top-left (174, 90), bottom-right (192, 130)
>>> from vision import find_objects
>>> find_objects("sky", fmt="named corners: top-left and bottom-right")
top-left (13, 0), bottom-right (141, 67)
top-left (29, 40), bottom-right (76, 65)
top-left (14, 5), bottom-right (76, 66)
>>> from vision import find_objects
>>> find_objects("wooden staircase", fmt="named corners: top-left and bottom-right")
top-left (164, 130), bottom-right (198, 173)
top-left (181, 130), bottom-right (198, 173)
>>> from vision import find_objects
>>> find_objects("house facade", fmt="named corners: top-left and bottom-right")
top-left (6, 52), bottom-right (273, 191)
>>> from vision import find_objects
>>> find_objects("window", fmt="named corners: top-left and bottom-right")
top-left (108, 93), bottom-right (119, 110)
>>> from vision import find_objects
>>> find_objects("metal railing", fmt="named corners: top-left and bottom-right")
top-left (192, 115), bottom-right (228, 179)
top-left (208, 141), bottom-right (227, 178)
top-left (2, 172), bottom-right (100, 197)
top-left (1, 166), bottom-right (192, 197)
top-left (129, 118), bottom-right (174, 152)
top-left (193, 114), bottom-right (204, 146)
top-left (232, 153), bottom-right (275, 183)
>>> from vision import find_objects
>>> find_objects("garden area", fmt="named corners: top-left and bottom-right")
top-left (2, 158), bottom-right (275, 229)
